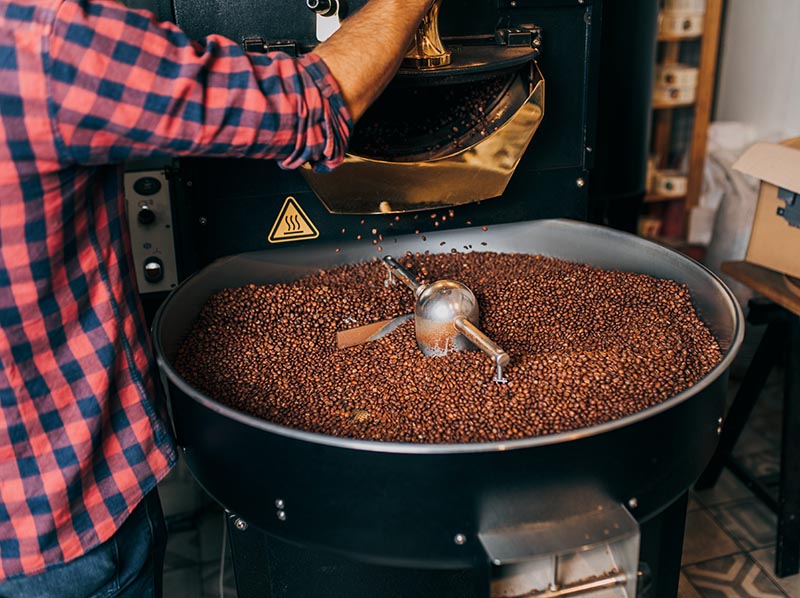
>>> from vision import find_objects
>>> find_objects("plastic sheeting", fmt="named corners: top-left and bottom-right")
top-left (689, 122), bottom-right (784, 306)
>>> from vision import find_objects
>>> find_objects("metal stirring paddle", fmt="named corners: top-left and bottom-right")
top-left (383, 255), bottom-right (510, 383)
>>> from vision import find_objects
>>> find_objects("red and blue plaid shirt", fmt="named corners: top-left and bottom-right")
top-left (0, 0), bottom-right (351, 581)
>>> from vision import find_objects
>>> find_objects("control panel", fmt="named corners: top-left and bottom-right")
top-left (124, 169), bottom-right (179, 294)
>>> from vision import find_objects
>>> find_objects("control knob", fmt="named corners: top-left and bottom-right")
top-left (143, 257), bottom-right (164, 284)
top-left (137, 205), bottom-right (156, 225)
top-left (307, 0), bottom-right (337, 17)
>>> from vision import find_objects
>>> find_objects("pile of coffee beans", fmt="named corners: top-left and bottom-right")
top-left (349, 74), bottom-right (510, 160)
top-left (174, 253), bottom-right (722, 444)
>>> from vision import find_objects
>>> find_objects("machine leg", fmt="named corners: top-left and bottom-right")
top-left (776, 314), bottom-right (800, 577)
top-left (638, 492), bottom-right (688, 598)
top-left (695, 321), bottom-right (786, 490)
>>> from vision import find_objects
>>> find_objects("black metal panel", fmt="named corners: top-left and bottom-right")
top-left (166, 0), bottom-right (600, 256)
top-left (172, 0), bottom-right (592, 48)
top-left (509, 5), bottom-right (595, 171)
top-left (225, 493), bottom-right (686, 598)
top-left (228, 529), bottom-right (489, 598)
top-left (589, 0), bottom-right (660, 203)
top-left (170, 159), bottom-right (588, 266)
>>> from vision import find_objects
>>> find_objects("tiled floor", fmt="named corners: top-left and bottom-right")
top-left (160, 323), bottom-right (797, 597)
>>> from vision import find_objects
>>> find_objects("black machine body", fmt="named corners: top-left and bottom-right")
top-left (131, 0), bottom-right (682, 596)
top-left (158, 0), bottom-right (631, 273)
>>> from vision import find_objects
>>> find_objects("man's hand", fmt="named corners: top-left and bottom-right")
top-left (312, 0), bottom-right (434, 122)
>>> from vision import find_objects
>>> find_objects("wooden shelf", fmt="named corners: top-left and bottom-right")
top-left (653, 100), bottom-right (696, 109)
top-left (657, 33), bottom-right (702, 42)
top-left (641, 0), bottom-right (723, 244)
top-left (645, 192), bottom-right (687, 203)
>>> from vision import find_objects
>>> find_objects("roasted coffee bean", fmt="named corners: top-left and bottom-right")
top-left (175, 253), bottom-right (722, 444)
top-left (349, 75), bottom-right (509, 158)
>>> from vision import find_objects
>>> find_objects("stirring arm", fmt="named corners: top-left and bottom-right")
top-left (383, 256), bottom-right (426, 297)
top-left (454, 316), bottom-right (510, 383)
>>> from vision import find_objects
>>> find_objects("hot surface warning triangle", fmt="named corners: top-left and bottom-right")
top-left (268, 196), bottom-right (320, 243)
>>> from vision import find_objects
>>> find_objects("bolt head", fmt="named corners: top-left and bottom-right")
top-left (234, 518), bottom-right (248, 531)
top-left (454, 533), bottom-right (467, 545)
top-left (275, 498), bottom-right (285, 509)
top-left (628, 497), bottom-right (639, 509)
top-left (576, 178), bottom-right (586, 188)
top-left (277, 510), bottom-right (287, 521)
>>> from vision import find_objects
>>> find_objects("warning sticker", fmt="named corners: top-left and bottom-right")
top-left (268, 196), bottom-right (320, 244)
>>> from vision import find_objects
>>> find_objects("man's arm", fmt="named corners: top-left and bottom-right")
top-left (46, 0), bottom-right (430, 171)
top-left (312, 0), bottom-right (433, 122)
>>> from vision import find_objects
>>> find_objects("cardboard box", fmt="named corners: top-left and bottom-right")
top-left (733, 137), bottom-right (800, 279)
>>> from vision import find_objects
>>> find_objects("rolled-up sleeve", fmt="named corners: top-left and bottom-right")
top-left (45, 0), bottom-right (352, 172)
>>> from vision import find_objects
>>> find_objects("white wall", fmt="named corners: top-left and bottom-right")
top-left (714, 0), bottom-right (800, 137)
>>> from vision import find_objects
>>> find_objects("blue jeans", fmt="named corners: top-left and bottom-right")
top-left (0, 489), bottom-right (166, 598)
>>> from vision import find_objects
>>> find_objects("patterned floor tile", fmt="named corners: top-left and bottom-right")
top-left (682, 510), bottom-right (741, 566)
top-left (750, 546), bottom-right (800, 595)
top-left (732, 424), bottom-right (781, 458)
top-left (710, 499), bottom-right (777, 552)
top-left (695, 470), bottom-right (756, 508)
top-left (680, 572), bottom-right (704, 598)
top-left (748, 412), bottom-right (783, 442)
top-left (736, 450), bottom-right (781, 481)
top-left (683, 553), bottom-right (785, 597)
top-left (689, 495), bottom-right (705, 512)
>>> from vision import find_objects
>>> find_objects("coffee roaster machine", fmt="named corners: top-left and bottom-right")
top-left (127, 0), bottom-right (658, 304)
top-left (121, 1), bottom-right (743, 597)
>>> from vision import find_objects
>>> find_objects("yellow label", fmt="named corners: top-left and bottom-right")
top-left (268, 196), bottom-right (320, 244)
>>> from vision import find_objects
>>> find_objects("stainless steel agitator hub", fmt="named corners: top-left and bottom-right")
top-left (383, 256), bottom-right (509, 383)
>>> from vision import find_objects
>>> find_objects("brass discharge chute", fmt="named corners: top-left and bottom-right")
top-left (300, 0), bottom-right (545, 215)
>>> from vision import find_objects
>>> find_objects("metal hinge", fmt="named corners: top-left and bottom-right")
top-left (495, 24), bottom-right (542, 54)
top-left (241, 37), bottom-right (299, 56)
